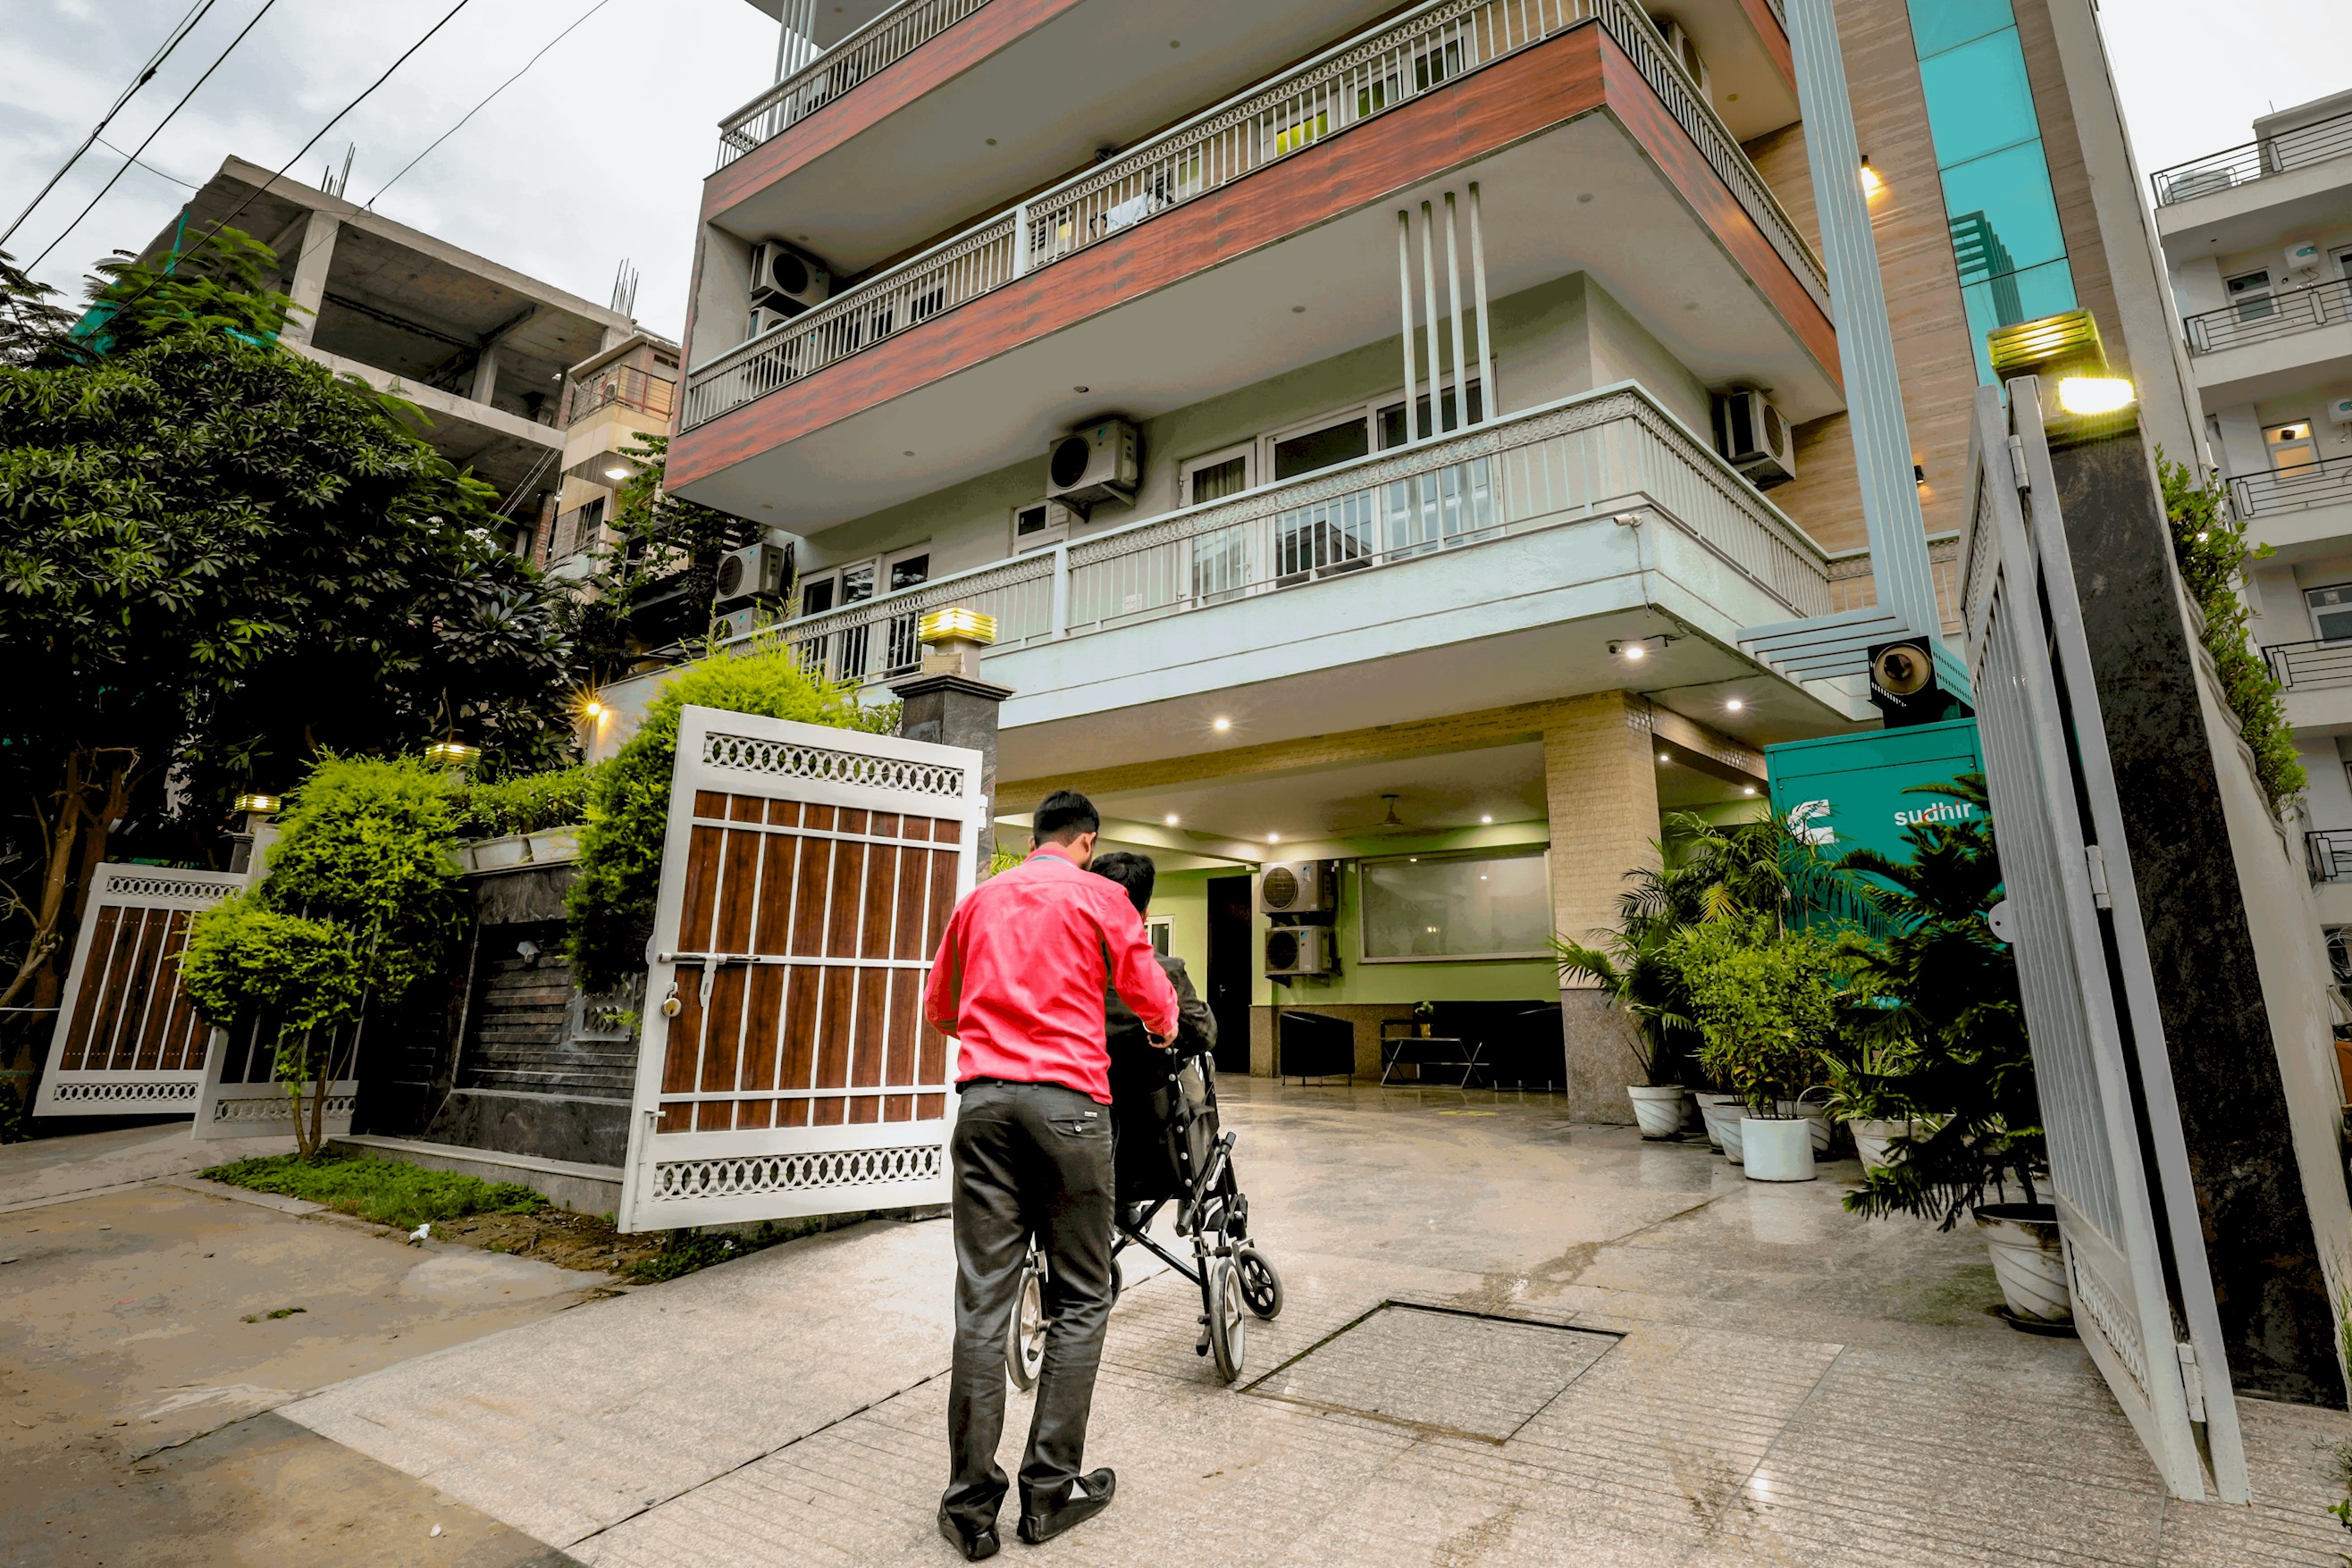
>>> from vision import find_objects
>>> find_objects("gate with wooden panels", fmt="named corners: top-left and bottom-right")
top-left (32, 863), bottom-right (246, 1117)
top-left (617, 706), bottom-right (983, 1233)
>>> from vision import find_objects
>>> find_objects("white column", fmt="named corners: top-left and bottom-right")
top-left (279, 208), bottom-right (339, 348)
top-left (1468, 182), bottom-right (1495, 421)
top-left (469, 348), bottom-right (500, 406)
top-left (1442, 192), bottom-right (1471, 428)
top-left (1397, 210), bottom-right (1422, 442)
top-left (1418, 202), bottom-right (1446, 433)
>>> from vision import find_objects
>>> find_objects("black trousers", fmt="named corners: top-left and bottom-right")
top-left (942, 1079), bottom-right (1115, 1531)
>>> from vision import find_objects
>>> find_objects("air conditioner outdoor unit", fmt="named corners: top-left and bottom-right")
top-left (1264, 924), bottom-right (1335, 977)
top-left (1046, 418), bottom-right (1140, 515)
top-left (713, 604), bottom-right (763, 642)
top-left (1659, 18), bottom-right (1712, 100)
top-left (748, 240), bottom-right (831, 318)
top-left (714, 539), bottom-right (792, 607)
top-left (1712, 390), bottom-right (1797, 488)
top-left (1258, 859), bottom-right (1338, 918)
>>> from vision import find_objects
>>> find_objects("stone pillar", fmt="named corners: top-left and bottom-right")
top-left (892, 672), bottom-right (1013, 869)
top-left (1543, 692), bottom-right (1661, 1123)
top-left (279, 208), bottom-right (339, 348)
top-left (468, 348), bottom-right (500, 407)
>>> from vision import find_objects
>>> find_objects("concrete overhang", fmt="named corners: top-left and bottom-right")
top-left (2241, 496), bottom-right (2352, 563)
top-left (2188, 324), bottom-right (2352, 407)
top-left (2282, 683), bottom-right (2352, 740)
top-left (295, 343), bottom-right (559, 491)
top-left (2155, 150), bottom-right (2352, 261)
top-left (737, 0), bottom-right (911, 50)
top-left (671, 24), bottom-right (1840, 527)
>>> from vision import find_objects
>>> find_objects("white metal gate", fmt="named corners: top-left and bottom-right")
top-left (31, 863), bottom-right (246, 1117)
top-left (617, 706), bottom-right (984, 1233)
top-left (1961, 382), bottom-right (2247, 1501)
top-left (189, 1014), bottom-right (360, 1141)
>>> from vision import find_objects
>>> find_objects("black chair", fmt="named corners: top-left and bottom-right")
top-left (1278, 1010), bottom-right (1355, 1083)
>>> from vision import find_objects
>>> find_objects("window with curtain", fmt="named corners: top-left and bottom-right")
top-left (1359, 849), bottom-right (1550, 960)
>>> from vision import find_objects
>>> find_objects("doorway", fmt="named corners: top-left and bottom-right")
top-left (1205, 875), bottom-right (1254, 1076)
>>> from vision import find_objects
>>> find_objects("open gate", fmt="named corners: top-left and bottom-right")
top-left (1961, 383), bottom-right (2247, 1501)
top-left (617, 705), bottom-right (984, 1233)
top-left (31, 863), bottom-right (247, 1117)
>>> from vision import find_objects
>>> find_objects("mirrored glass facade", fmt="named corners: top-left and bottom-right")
top-left (1904, 0), bottom-right (2079, 383)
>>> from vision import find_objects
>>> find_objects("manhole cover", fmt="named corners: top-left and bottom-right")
top-left (1246, 1304), bottom-right (1615, 1441)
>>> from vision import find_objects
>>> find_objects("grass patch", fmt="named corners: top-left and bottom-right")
top-left (200, 1153), bottom-right (549, 1229)
top-left (623, 1220), bottom-right (815, 1284)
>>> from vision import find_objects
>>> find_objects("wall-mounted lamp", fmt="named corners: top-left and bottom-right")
top-left (1859, 155), bottom-right (1883, 196)
top-left (1608, 633), bottom-right (1676, 662)
top-left (603, 465), bottom-right (631, 482)
top-left (1913, 463), bottom-right (1928, 485)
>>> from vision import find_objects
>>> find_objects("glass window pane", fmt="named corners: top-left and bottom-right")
top-left (1918, 31), bottom-right (2039, 167)
top-left (1361, 851), bottom-right (1550, 959)
top-left (1937, 141), bottom-right (2068, 275)
top-left (841, 563), bottom-right (876, 604)
top-left (1273, 416), bottom-right (1370, 480)
top-left (1907, 0), bottom-right (2015, 59)
top-left (801, 577), bottom-right (836, 616)
top-left (1377, 382), bottom-right (1483, 448)
top-left (889, 554), bottom-right (929, 592)
top-left (1188, 455), bottom-right (1249, 505)
top-left (1960, 259), bottom-right (2076, 383)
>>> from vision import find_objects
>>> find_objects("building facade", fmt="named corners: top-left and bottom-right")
top-left (615, 0), bottom-right (2187, 1112)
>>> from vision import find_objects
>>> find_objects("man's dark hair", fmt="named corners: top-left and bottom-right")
top-left (1031, 789), bottom-right (1100, 845)
top-left (1090, 851), bottom-right (1155, 914)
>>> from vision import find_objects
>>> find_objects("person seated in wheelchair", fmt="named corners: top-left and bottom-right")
top-left (1088, 852), bottom-right (1215, 1212)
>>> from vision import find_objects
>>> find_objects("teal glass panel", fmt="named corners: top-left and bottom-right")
top-left (1917, 30), bottom-right (2039, 167)
top-left (1960, 260), bottom-right (2078, 383)
top-left (1907, 0), bottom-right (2016, 59)
top-left (1937, 140), bottom-right (2068, 274)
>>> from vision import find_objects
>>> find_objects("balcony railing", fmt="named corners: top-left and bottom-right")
top-left (565, 364), bottom-right (676, 426)
top-left (2183, 277), bottom-right (2352, 356)
top-left (683, 0), bottom-right (1828, 432)
top-left (2231, 454), bottom-right (2352, 519)
top-left (2264, 639), bottom-right (2352, 691)
top-left (717, 0), bottom-right (993, 167)
top-left (2151, 105), bottom-right (2352, 206)
top-left (2308, 829), bottom-right (2352, 885)
top-left (754, 385), bottom-right (1832, 690)
top-left (1825, 533), bottom-right (1964, 637)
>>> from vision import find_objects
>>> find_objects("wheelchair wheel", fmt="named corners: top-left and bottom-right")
top-left (1109, 1254), bottom-right (1123, 1306)
top-left (1205, 1259), bottom-right (1247, 1383)
top-left (1236, 1244), bottom-right (1282, 1321)
top-left (1006, 1250), bottom-right (1046, 1391)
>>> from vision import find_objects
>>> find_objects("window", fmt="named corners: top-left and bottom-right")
top-left (2306, 583), bottom-right (2352, 642)
top-left (801, 576), bottom-right (836, 616)
top-left (2228, 269), bottom-right (2275, 323)
top-left (1269, 412), bottom-right (1371, 481)
top-left (884, 548), bottom-right (931, 671)
top-left (1359, 848), bottom-right (1550, 961)
top-left (2269, 421), bottom-right (2321, 474)
top-left (1182, 445), bottom-right (1253, 507)
top-left (1012, 499), bottom-right (1069, 552)
top-left (888, 550), bottom-right (930, 592)
top-left (1379, 382), bottom-right (1483, 446)
top-left (1147, 917), bottom-right (1172, 957)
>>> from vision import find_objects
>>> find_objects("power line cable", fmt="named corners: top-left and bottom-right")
top-left (28, 0), bottom-right (285, 273)
top-left (366, 0), bottom-right (618, 210)
top-left (0, 0), bottom-right (218, 249)
top-left (80, 0), bottom-right (477, 322)
top-left (95, 138), bottom-right (201, 192)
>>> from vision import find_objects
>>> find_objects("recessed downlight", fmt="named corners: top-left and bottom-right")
top-left (1212, 717), bottom-right (1231, 732)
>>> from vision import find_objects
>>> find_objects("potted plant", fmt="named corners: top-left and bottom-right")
top-left (1676, 918), bottom-right (1843, 1183)
top-left (1836, 776), bottom-right (2067, 1328)
top-left (1819, 1041), bottom-right (1919, 1171)
top-left (1551, 921), bottom-right (1693, 1139)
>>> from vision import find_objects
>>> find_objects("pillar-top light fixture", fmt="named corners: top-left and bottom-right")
top-left (425, 741), bottom-right (481, 770)
top-left (231, 792), bottom-right (280, 815)
top-left (916, 607), bottom-right (997, 679)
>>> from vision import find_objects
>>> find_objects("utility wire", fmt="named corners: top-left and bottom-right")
top-left (87, 0), bottom-right (477, 323)
top-left (96, 137), bottom-right (200, 191)
top-left (28, 0), bottom-right (285, 273)
top-left (0, 0), bottom-right (218, 249)
top-left (366, 0), bottom-right (618, 210)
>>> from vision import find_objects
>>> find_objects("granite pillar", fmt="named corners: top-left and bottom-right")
top-left (893, 671), bottom-right (1013, 868)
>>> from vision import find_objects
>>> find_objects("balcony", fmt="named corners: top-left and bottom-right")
top-left (735, 384), bottom-right (1844, 775)
top-left (2151, 105), bottom-right (2352, 207)
top-left (2267, 639), bottom-right (2352, 737)
top-left (671, 0), bottom-right (1835, 525)
top-left (2180, 278), bottom-right (2352, 405)
top-left (564, 363), bottom-right (676, 427)
top-left (2308, 829), bottom-right (2352, 885)
top-left (2230, 455), bottom-right (2352, 558)
top-left (718, 0), bottom-right (992, 167)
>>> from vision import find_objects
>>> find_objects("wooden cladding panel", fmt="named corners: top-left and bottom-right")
top-left (60, 906), bottom-right (210, 1076)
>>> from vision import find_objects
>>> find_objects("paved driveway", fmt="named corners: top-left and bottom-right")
top-left (281, 1081), bottom-right (2352, 1565)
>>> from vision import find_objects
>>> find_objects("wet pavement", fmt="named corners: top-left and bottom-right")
top-left (270, 1079), bottom-right (2352, 1565)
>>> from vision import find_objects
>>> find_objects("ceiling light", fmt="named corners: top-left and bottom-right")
top-left (1743, 785), bottom-right (1758, 796)
top-left (1212, 717), bottom-right (1231, 732)
top-left (1619, 641), bottom-right (1645, 661)
top-left (603, 465), bottom-right (629, 481)
top-left (1163, 813), bottom-right (1180, 826)
top-left (1479, 814), bottom-right (1493, 824)
top-left (1659, 752), bottom-right (1671, 764)
top-left (2056, 376), bottom-right (2136, 415)
top-left (1072, 385), bottom-right (1089, 394)
top-left (1725, 697), bottom-right (1744, 712)
top-left (1267, 832), bottom-right (1281, 843)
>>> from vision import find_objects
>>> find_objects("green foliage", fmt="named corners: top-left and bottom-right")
top-left (73, 226), bottom-right (294, 356)
top-left (566, 637), bottom-right (888, 991)
top-left (2159, 451), bottom-right (2304, 811)
top-left (623, 1219), bottom-right (818, 1283)
top-left (452, 762), bottom-right (608, 839)
top-left (0, 247), bottom-right (72, 365)
top-left (564, 433), bottom-right (760, 681)
top-left (1672, 918), bottom-right (1844, 1112)
top-left (201, 1152), bottom-right (548, 1229)
top-left (1836, 775), bottom-right (2045, 1229)
top-left (180, 896), bottom-right (365, 1044)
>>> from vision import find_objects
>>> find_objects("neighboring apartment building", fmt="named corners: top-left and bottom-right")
top-left (544, 330), bottom-right (683, 573)
top-left (2149, 90), bottom-right (2352, 975)
top-left (134, 156), bottom-right (642, 553)
top-left (620, 0), bottom-right (2192, 1108)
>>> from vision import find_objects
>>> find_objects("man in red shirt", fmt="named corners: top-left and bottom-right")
top-left (923, 789), bottom-right (1179, 1559)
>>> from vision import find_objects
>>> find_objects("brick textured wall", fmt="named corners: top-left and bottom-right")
top-left (1543, 692), bottom-right (1659, 1122)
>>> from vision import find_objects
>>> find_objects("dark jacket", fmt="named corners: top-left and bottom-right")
top-left (1105, 954), bottom-right (1217, 1203)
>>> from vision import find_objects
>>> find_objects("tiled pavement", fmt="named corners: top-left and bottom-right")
top-left (282, 1081), bottom-right (2352, 1565)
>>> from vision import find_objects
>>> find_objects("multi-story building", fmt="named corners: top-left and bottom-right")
top-left (2150, 90), bottom-right (2352, 968)
top-left (544, 330), bottom-right (683, 572)
top-left (133, 155), bottom-right (642, 553)
top-left (614, 0), bottom-right (2198, 1113)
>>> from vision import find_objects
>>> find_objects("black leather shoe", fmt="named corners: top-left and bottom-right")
top-left (1016, 1468), bottom-right (1115, 1545)
top-left (938, 1505), bottom-right (1000, 1561)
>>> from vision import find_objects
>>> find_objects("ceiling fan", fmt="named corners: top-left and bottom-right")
top-left (1367, 792), bottom-right (1415, 834)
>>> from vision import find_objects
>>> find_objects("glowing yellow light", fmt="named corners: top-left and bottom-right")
top-left (917, 607), bottom-right (998, 645)
top-left (603, 465), bottom-right (631, 481)
top-left (582, 699), bottom-right (606, 720)
top-left (1620, 641), bottom-right (1645, 661)
top-left (232, 793), bottom-right (280, 814)
top-left (1743, 785), bottom-right (1758, 797)
top-left (1480, 814), bottom-right (1494, 824)
top-left (1858, 156), bottom-right (1883, 195)
top-left (1212, 717), bottom-right (1232, 732)
top-left (1163, 813), bottom-right (1180, 826)
top-left (1725, 697), bottom-right (1744, 712)
top-left (425, 741), bottom-right (482, 769)
top-left (1266, 833), bottom-right (1281, 843)
top-left (2056, 376), bottom-right (2136, 415)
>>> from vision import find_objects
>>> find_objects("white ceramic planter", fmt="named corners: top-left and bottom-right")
top-left (1741, 1117), bottom-right (1816, 1182)
top-left (1773, 1100), bottom-right (1835, 1155)
top-left (1626, 1085), bottom-right (1687, 1139)
top-left (1848, 1119), bottom-right (1912, 1173)
top-left (1696, 1095), bottom-right (1743, 1159)
top-left (1977, 1203), bottom-right (2072, 1323)
top-left (1678, 1091), bottom-right (1708, 1136)
top-left (458, 826), bottom-right (583, 873)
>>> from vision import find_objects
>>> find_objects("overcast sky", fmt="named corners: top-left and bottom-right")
top-left (3, 1), bottom-right (2350, 348)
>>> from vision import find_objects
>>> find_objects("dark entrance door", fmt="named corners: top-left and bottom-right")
top-left (1205, 875), bottom-right (1253, 1076)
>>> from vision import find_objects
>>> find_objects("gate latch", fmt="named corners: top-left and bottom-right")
top-left (2083, 844), bottom-right (2113, 910)
top-left (2177, 1340), bottom-right (2206, 1421)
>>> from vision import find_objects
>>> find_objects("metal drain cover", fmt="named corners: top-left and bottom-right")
top-left (1247, 1304), bottom-right (1615, 1441)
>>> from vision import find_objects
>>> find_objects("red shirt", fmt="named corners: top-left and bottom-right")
top-left (923, 850), bottom-right (1180, 1104)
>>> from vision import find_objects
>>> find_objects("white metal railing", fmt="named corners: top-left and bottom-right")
top-left (768, 385), bottom-right (1833, 688)
top-left (2149, 104), bottom-right (2352, 206)
top-left (1826, 532), bottom-right (1964, 636)
top-left (684, 0), bottom-right (1828, 430)
top-left (717, 0), bottom-right (993, 166)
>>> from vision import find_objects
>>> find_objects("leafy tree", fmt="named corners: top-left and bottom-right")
top-left (564, 432), bottom-right (760, 683)
top-left (181, 757), bottom-right (466, 1155)
top-left (567, 635), bottom-right (889, 992)
top-left (1835, 776), bottom-right (2045, 1228)
top-left (0, 247), bottom-right (71, 365)
top-left (0, 228), bottom-right (574, 1034)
